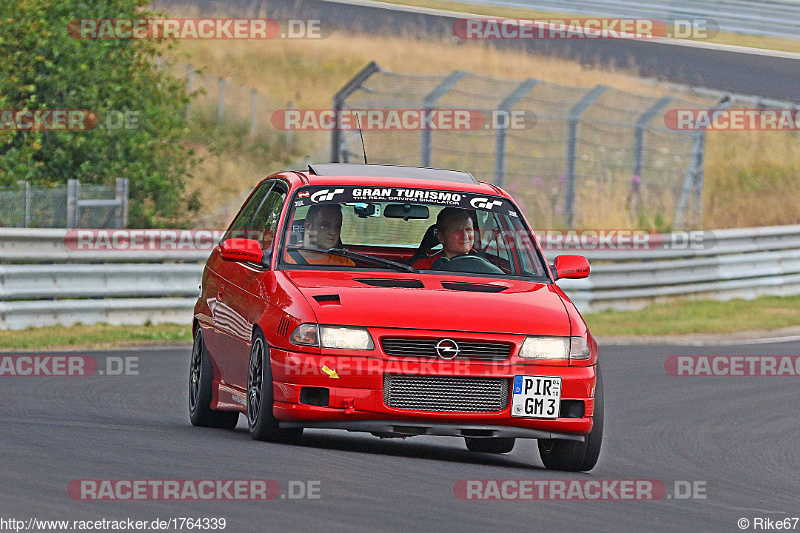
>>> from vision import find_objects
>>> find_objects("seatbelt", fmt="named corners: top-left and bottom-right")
top-left (287, 249), bottom-right (310, 265)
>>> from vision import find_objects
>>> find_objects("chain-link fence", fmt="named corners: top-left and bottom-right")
top-left (159, 59), bottom-right (311, 148)
top-left (332, 63), bottom-right (745, 230)
top-left (0, 179), bottom-right (128, 229)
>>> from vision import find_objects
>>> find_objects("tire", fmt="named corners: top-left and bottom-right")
top-left (189, 329), bottom-right (240, 429)
top-left (247, 329), bottom-right (303, 444)
top-left (538, 366), bottom-right (604, 472)
top-left (465, 437), bottom-right (516, 454)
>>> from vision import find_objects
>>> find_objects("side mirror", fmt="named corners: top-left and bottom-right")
top-left (220, 238), bottom-right (264, 263)
top-left (554, 255), bottom-right (590, 279)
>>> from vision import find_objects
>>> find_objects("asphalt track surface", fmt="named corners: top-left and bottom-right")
top-left (1, 342), bottom-right (798, 532)
top-left (156, 0), bottom-right (800, 101)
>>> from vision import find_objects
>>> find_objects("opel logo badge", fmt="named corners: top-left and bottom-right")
top-left (435, 339), bottom-right (460, 360)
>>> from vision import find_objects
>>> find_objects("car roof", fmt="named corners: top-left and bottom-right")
top-left (308, 163), bottom-right (477, 183)
top-left (274, 164), bottom-right (507, 197)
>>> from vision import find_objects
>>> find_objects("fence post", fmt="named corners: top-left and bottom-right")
top-left (185, 65), bottom-right (194, 122)
top-left (17, 180), bottom-right (30, 227)
top-left (217, 77), bottom-right (226, 125)
top-left (564, 85), bottom-right (608, 227)
top-left (66, 179), bottom-right (80, 229)
top-left (115, 178), bottom-right (129, 229)
top-left (675, 96), bottom-right (732, 229)
top-left (420, 70), bottom-right (467, 168)
top-left (494, 78), bottom-right (538, 187)
top-left (331, 61), bottom-right (381, 162)
top-left (249, 89), bottom-right (259, 139)
top-left (674, 132), bottom-right (705, 230)
top-left (286, 102), bottom-right (294, 146)
top-left (633, 96), bottom-right (673, 178)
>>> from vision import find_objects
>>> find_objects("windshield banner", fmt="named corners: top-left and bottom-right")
top-left (292, 186), bottom-right (519, 217)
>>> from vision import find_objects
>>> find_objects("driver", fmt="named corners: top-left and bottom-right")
top-left (412, 207), bottom-right (476, 269)
top-left (285, 204), bottom-right (355, 266)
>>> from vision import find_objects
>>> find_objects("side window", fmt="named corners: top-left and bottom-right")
top-left (250, 186), bottom-right (287, 253)
top-left (224, 182), bottom-right (273, 241)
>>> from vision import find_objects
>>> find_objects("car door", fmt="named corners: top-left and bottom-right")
top-left (207, 181), bottom-right (273, 381)
top-left (215, 180), bottom-right (288, 389)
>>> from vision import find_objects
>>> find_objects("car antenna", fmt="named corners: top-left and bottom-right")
top-left (355, 113), bottom-right (368, 164)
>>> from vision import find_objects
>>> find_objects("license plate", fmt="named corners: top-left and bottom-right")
top-left (511, 375), bottom-right (562, 418)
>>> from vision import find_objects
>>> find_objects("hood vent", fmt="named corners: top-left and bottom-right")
top-left (355, 278), bottom-right (424, 289)
top-left (313, 294), bottom-right (341, 304)
top-left (441, 281), bottom-right (507, 293)
top-left (277, 317), bottom-right (290, 337)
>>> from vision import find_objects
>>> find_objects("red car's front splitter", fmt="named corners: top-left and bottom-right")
top-left (270, 348), bottom-right (596, 440)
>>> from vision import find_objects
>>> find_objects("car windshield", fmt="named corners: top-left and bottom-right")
top-left (279, 185), bottom-right (549, 280)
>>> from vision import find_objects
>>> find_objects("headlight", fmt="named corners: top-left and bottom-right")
top-left (519, 336), bottom-right (590, 360)
top-left (289, 324), bottom-right (374, 350)
top-left (519, 336), bottom-right (570, 360)
top-left (319, 326), bottom-right (374, 350)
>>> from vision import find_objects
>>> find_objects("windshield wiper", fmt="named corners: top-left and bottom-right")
top-left (286, 246), bottom-right (419, 274)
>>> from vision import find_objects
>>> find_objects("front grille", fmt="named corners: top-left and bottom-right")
top-left (383, 374), bottom-right (509, 412)
top-left (381, 338), bottom-right (512, 361)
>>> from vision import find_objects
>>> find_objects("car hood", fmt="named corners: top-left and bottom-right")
top-left (283, 270), bottom-right (570, 336)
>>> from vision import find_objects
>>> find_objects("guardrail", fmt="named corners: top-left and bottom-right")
top-left (2, 225), bottom-right (800, 328)
top-left (497, 0), bottom-right (800, 39)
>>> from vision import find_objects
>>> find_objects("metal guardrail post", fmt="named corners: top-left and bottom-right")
top-left (217, 77), bottom-right (226, 125)
top-left (185, 65), bottom-right (194, 122)
top-left (565, 85), bottom-right (608, 227)
top-left (494, 79), bottom-right (539, 187)
top-left (66, 179), bottom-right (80, 229)
top-left (331, 61), bottom-right (381, 163)
top-left (420, 70), bottom-right (467, 168)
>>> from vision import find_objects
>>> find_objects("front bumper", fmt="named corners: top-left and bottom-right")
top-left (270, 346), bottom-right (597, 438)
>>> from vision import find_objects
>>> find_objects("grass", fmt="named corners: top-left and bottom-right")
top-left (2, 294), bottom-right (800, 350)
top-left (162, 12), bottom-right (800, 230)
top-left (584, 294), bottom-right (800, 337)
top-left (0, 323), bottom-right (192, 351)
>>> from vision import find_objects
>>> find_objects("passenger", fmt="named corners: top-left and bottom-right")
top-left (412, 207), bottom-right (475, 269)
top-left (285, 204), bottom-right (355, 266)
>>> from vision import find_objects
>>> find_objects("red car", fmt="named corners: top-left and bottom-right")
top-left (190, 163), bottom-right (601, 471)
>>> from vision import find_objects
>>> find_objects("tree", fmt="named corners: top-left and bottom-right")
top-left (0, 0), bottom-right (199, 227)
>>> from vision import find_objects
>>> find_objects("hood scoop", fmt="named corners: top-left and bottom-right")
top-left (441, 281), bottom-right (507, 293)
top-left (354, 278), bottom-right (424, 289)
